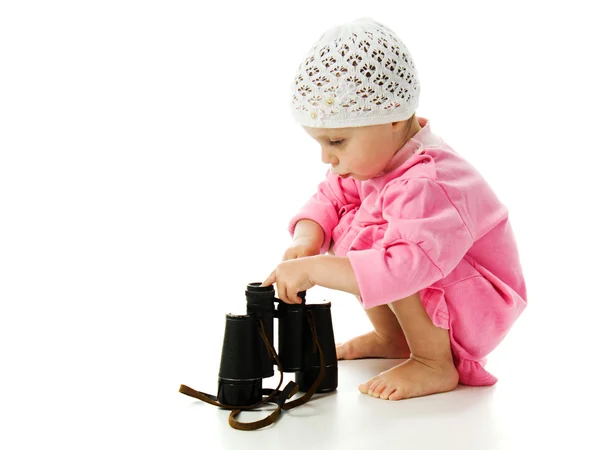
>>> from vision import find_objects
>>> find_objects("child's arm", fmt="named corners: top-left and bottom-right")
top-left (282, 219), bottom-right (326, 261)
top-left (288, 170), bottom-right (360, 253)
top-left (292, 219), bottom-right (324, 248)
top-left (266, 178), bottom-right (473, 305)
top-left (262, 254), bottom-right (359, 303)
top-left (310, 255), bottom-right (360, 295)
top-left (347, 178), bottom-right (474, 309)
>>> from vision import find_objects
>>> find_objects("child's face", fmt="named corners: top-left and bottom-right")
top-left (303, 121), bottom-right (413, 181)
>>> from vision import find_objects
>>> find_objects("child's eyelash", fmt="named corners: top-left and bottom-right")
top-left (329, 140), bottom-right (344, 146)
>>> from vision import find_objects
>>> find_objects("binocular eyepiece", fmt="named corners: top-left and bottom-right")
top-left (217, 283), bottom-right (338, 406)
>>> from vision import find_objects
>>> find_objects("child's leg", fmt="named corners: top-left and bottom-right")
top-left (329, 246), bottom-right (410, 360)
top-left (359, 292), bottom-right (459, 400)
top-left (336, 301), bottom-right (410, 360)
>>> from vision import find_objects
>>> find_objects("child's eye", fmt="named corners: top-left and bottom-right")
top-left (329, 140), bottom-right (344, 146)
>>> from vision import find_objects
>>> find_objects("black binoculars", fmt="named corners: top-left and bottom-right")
top-left (217, 282), bottom-right (338, 407)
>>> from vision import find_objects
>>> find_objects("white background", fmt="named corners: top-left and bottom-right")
top-left (1, 1), bottom-right (599, 448)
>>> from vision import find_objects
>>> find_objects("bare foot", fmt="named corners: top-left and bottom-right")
top-left (358, 356), bottom-right (459, 400)
top-left (336, 330), bottom-right (410, 360)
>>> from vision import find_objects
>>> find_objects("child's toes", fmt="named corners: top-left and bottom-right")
top-left (358, 378), bottom-right (374, 394)
top-left (367, 380), bottom-right (384, 397)
top-left (379, 385), bottom-right (397, 400)
top-left (372, 381), bottom-right (388, 398)
top-left (388, 389), bottom-right (406, 401)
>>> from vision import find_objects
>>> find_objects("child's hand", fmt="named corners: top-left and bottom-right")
top-left (282, 237), bottom-right (320, 261)
top-left (261, 257), bottom-right (317, 304)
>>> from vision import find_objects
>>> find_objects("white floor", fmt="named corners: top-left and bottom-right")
top-left (3, 276), bottom-right (598, 450)
top-left (176, 361), bottom-right (569, 450)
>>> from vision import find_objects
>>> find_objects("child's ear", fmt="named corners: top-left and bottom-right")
top-left (391, 114), bottom-right (416, 132)
top-left (390, 120), bottom-right (408, 132)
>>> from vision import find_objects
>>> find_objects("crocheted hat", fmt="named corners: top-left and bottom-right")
top-left (291, 18), bottom-right (420, 128)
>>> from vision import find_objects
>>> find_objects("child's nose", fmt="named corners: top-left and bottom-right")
top-left (321, 148), bottom-right (339, 165)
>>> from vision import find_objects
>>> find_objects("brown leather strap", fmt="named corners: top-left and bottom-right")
top-left (179, 313), bottom-right (326, 430)
top-left (228, 381), bottom-right (299, 430)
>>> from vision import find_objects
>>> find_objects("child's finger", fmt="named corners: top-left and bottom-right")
top-left (282, 249), bottom-right (298, 261)
top-left (275, 280), bottom-right (284, 302)
top-left (281, 283), bottom-right (294, 304)
top-left (260, 270), bottom-right (276, 287)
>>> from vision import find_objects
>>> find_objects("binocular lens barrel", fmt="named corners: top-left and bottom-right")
top-left (277, 302), bottom-right (305, 372)
top-left (245, 283), bottom-right (276, 378)
top-left (296, 302), bottom-right (338, 393)
top-left (217, 314), bottom-right (263, 406)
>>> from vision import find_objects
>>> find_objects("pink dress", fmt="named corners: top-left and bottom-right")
top-left (288, 117), bottom-right (527, 386)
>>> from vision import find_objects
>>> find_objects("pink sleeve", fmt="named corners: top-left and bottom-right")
top-left (347, 178), bottom-right (473, 308)
top-left (289, 171), bottom-right (361, 253)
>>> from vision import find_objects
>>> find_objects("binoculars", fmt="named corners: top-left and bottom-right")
top-left (217, 282), bottom-right (338, 407)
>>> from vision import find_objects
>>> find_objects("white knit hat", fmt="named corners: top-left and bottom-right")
top-left (291, 18), bottom-right (420, 128)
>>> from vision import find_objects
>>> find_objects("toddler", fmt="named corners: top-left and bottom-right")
top-left (262, 18), bottom-right (527, 401)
